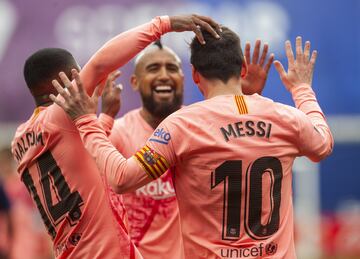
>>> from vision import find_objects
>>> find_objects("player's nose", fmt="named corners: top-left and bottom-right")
top-left (157, 66), bottom-right (171, 80)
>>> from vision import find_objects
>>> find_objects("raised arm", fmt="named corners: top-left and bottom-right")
top-left (50, 14), bottom-right (221, 192)
top-left (274, 36), bottom-right (333, 161)
top-left (79, 14), bottom-right (221, 95)
top-left (51, 70), bottom-right (155, 193)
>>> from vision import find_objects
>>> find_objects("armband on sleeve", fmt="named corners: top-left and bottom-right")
top-left (133, 145), bottom-right (170, 180)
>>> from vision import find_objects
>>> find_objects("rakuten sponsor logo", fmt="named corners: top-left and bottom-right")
top-left (136, 179), bottom-right (175, 200)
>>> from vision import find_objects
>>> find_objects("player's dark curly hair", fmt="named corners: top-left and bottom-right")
top-left (190, 26), bottom-right (244, 83)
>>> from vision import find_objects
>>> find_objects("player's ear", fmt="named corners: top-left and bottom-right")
top-left (130, 74), bottom-right (139, 91)
top-left (191, 65), bottom-right (200, 84)
top-left (241, 58), bottom-right (248, 78)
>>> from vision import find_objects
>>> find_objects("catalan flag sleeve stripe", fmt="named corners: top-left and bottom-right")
top-left (133, 145), bottom-right (170, 180)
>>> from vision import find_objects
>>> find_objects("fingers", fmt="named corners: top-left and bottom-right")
top-left (91, 85), bottom-right (101, 104)
top-left (245, 41), bottom-right (251, 64)
top-left (195, 18), bottom-right (220, 41)
top-left (258, 42), bottom-right (269, 66)
top-left (49, 94), bottom-right (66, 109)
top-left (309, 50), bottom-right (318, 69)
top-left (57, 71), bottom-right (77, 98)
top-left (103, 70), bottom-right (121, 94)
top-left (295, 36), bottom-right (303, 61)
top-left (285, 40), bottom-right (295, 68)
top-left (273, 60), bottom-right (286, 79)
top-left (192, 24), bottom-right (206, 45)
top-left (264, 53), bottom-right (274, 74)
top-left (192, 14), bottom-right (221, 44)
top-left (304, 41), bottom-right (311, 61)
top-left (107, 70), bottom-right (122, 85)
top-left (193, 14), bottom-right (222, 34)
top-left (252, 39), bottom-right (261, 64)
top-left (115, 83), bottom-right (123, 93)
top-left (71, 69), bottom-right (86, 95)
top-left (52, 79), bottom-right (70, 101)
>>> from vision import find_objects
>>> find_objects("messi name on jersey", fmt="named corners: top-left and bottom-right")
top-left (220, 120), bottom-right (272, 142)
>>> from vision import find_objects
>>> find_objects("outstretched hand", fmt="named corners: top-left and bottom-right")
top-left (101, 70), bottom-right (122, 118)
top-left (241, 40), bottom-right (274, 95)
top-left (170, 14), bottom-right (221, 44)
top-left (274, 36), bottom-right (317, 91)
top-left (50, 69), bottom-right (100, 120)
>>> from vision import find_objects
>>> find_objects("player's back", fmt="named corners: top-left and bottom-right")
top-left (12, 106), bottom-right (137, 259)
top-left (167, 94), bottom-right (305, 259)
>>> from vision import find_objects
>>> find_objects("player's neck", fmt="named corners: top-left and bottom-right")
top-left (34, 95), bottom-right (53, 107)
top-left (202, 77), bottom-right (243, 99)
top-left (32, 88), bottom-right (56, 107)
top-left (140, 108), bottom-right (164, 129)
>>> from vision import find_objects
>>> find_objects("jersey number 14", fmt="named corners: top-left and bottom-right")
top-left (22, 151), bottom-right (84, 239)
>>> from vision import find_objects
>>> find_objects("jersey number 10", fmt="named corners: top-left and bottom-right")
top-left (211, 157), bottom-right (282, 241)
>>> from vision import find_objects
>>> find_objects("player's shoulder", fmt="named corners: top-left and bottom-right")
top-left (273, 98), bottom-right (305, 118)
top-left (114, 108), bottom-right (141, 129)
top-left (265, 97), bottom-right (307, 130)
top-left (163, 100), bottom-right (208, 125)
top-left (13, 109), bottom-right (42, 139)
top-left (168, 100), bottom-right (208, 117)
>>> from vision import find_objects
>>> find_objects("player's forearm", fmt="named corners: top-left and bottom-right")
top-left (291, 84), bottom-right (334, 160)
top-left (74, 114), bottom-right (151, 193)
top-left (80, 16), bottom-right (171, 95)
top-left (98, 113), bottom-right (114, 136)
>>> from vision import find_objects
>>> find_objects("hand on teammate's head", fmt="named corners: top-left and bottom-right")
top-left (169, 14), bottom-right (221, 44)
top-left (49, 69), bottom-right (100, 120)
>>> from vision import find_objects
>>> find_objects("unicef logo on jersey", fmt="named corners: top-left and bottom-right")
top-left (149, 128), bottom-right (171, 144)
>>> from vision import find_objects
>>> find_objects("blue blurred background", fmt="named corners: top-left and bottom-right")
top-left (0, 0), bottom-right (359, 258)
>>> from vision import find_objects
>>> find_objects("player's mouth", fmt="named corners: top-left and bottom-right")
top-left (152, 85), bottom-right (175, 99)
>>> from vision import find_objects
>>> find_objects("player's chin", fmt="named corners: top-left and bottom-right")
top-left (152, 93), bottom-right (175, 103)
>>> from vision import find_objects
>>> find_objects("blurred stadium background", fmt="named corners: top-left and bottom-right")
top-left (0, 0), bottom-right (359, 258)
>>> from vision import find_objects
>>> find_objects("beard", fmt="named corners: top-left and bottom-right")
top-left (141, 92), bottom-right (183, 119)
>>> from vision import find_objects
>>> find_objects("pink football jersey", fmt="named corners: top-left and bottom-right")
top-left (74, 85), bottom-right (333, 259)
top-left (12, 107), bottom-right (137, 258)
top-left (11, 15), bottom-right (172, 258)
top-left (142, 91), bottom-right (333, 258)
top-left (108, 109), bottom-right (183, 258)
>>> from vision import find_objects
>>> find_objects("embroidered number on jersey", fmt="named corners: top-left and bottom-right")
top-left (22, 151), bottom-right (84, 239)
top-left (211, 156), bottom-right (282, 240)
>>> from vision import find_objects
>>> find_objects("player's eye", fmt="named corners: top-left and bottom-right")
top-left (167, 65), bottom-right (179, 72)
top-left (146, 64), bottom-right (160, 72)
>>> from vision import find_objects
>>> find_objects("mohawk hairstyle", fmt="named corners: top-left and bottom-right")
top-left (134, 37), bottom-right (182, 66)
top-left (153, 39), bottom-right (163, 49)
